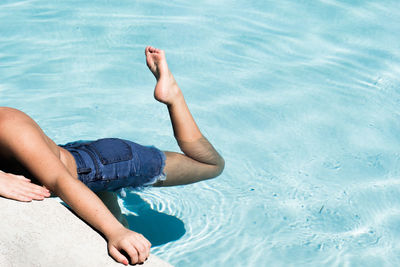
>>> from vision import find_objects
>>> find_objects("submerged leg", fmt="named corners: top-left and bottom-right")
top-left (96, 191), bottom-right (129, 228)
top-left (144, 46), bottom-right (225, 186)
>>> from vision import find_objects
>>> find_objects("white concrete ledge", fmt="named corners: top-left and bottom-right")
top-left (0, 197), bottom-right (172, 267)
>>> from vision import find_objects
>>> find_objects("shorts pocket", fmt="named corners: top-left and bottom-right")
top-left (87, 138), bottom-right (133, 165)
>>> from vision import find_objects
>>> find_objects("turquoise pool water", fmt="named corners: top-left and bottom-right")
top-left (1, 0), bottom-right (400, 266)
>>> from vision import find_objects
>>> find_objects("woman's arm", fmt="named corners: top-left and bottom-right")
top-left (0, 108), bottom-right (150, 265)
top-left (53, 172), bottom-right (150, 265)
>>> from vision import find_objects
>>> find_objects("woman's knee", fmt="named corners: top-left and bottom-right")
top-left (213, 156), bottom-right (225, 178)
top-left (160, 151), bottom-right (224, 186)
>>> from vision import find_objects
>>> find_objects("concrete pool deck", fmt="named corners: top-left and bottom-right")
top-left (0, 197), bottom-right (172, 267)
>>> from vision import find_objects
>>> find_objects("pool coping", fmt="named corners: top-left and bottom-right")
top-left (0, 197), bottom-right (172, 267)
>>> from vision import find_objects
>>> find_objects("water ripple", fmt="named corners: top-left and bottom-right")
top-left (2, 0), bottom-right (400, 266)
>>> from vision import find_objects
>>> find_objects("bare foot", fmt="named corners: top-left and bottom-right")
top-left (145, 46), bottom-right (182, 105)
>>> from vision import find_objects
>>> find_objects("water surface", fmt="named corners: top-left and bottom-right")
top-left (1, 0), bottom-right (400, 266)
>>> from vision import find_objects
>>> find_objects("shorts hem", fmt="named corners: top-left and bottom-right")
top-left (118, 148), bottom-right (166, 198)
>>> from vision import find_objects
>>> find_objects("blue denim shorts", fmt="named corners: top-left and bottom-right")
top-left (60, 138), bottom-right (166, 193)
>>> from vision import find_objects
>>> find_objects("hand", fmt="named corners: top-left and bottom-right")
top-left (107, 226), bottom-right (151, 265)
top-left (0, 170), bottom-right (50, 202)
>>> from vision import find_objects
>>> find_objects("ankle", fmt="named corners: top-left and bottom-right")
top-left (167, 92), bottom-right (185, 108)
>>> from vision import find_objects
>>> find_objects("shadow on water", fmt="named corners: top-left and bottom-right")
top-left (123, 193), bottom-right (186, 246)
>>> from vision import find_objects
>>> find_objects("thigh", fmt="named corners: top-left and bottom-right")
top-left (64, 138), bottom-right (166, 191)
top-left (156, 151), bottom-right (220, 186)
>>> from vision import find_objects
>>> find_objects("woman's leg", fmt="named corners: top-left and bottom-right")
top-left (96, 191), bottom-right (129, 227)
top-left (144, 46), bottom-right (225, 186)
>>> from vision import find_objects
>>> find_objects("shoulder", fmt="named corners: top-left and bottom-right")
top-left (0, 107), bottom-right (31, 121)
top-left (0, 107), bottom-right (33, 134)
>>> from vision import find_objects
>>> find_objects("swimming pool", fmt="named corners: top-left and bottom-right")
top-left (1, 0), bottom-right (400, 266)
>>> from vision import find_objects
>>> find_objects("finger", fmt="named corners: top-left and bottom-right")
top-left (29, 194), bottom-right (45, 201)
top-left (132, 241), bottom-right (148, 263)
top-left (21, 190), bottom-right (47, 200)
top-left (139, 234), bottom-right (151, 251)
top-left (145, 237), bottom-right (152, 250)
top-left (13, 175), bottom-right (31, 182)
top-left (122, 241), bottom-right (139, 264)
top-left (109, 246), bottom-right (129, 266)
top-left (139, 234), bottom-right (151, 256)
top-left (19, 191), bottom-right (44, 201)
top-left (15, 196), bottom-right (33, 202)
top-left (18, 196), bottom-right (33, 202)
top-left (42, 185), bottom-right (51, 194)
top-left (19, 185), bottom-right (48, 197)
top-left (26, 184), bottom-right (51, 196)
top-left (8, 192), bottom-right (32, 202)
top-left (8, 188), bottom-right (33, 201)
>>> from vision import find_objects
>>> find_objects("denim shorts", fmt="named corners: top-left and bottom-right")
top-left (60, 138), bottom-right (166, 193)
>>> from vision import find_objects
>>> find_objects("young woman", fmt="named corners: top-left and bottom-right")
top-left (0, 46), bottom-right (224, 265)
